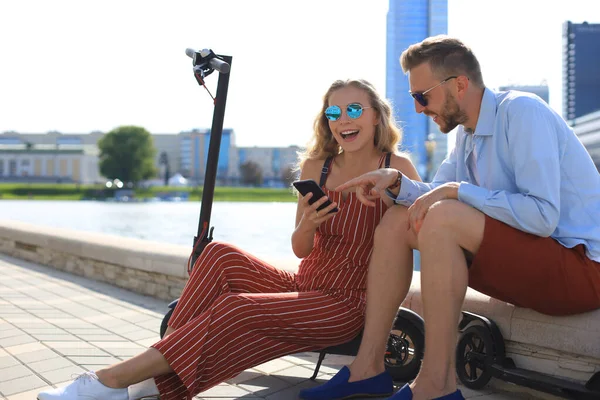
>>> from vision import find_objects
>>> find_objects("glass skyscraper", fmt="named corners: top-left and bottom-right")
top-left (386, 0), bottom-right (448, 180)
top-left (563, 21), bottom-right (600, 121)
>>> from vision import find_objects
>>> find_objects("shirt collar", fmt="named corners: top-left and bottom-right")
top-left (469, 87), bottom-right (496, 136)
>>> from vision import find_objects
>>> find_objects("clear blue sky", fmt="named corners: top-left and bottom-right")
top-left (0, 0), bottom-right (595, 147)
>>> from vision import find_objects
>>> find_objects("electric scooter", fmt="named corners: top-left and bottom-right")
top-left (456, 311), bottom-right (600, 399)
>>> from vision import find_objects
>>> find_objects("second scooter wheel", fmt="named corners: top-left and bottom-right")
top-left (384, 316), bottom-right (424, 383)
top-left (456, 324), bottom-right (494, 389)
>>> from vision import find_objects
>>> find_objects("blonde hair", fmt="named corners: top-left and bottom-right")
top-left (297, 79), bottom-right (402, 170)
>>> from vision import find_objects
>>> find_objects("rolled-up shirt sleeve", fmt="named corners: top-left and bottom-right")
top-left (457, 98), bottom-right (560, 237)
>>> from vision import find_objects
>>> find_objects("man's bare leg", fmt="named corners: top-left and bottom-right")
top-left (409, 200), bottom-right (485, 399)
top-left (348, 206), bottom-right (418, 381)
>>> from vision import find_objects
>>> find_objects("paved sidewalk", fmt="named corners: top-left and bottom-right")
top-left (0, 254), bottom-right (535, 399)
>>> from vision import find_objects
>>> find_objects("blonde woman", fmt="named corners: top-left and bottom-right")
top-left (38, 79), bottom-right (420, 400)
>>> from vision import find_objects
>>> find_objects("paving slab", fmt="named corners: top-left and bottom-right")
top-left (0, 253), bottom-right (552, 400)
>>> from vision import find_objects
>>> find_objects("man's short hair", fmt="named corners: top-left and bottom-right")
top-left (400, 35), bottom-right (484, 88)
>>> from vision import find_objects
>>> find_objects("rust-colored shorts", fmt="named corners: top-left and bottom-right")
top-left (469, 215), bottom-right (600, 316)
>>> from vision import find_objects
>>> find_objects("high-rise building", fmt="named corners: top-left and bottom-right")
top-left (563, 21), bottom-right (600, 121)
top-left (178, 128), bottom-right (235, 182)
top-left (498, 84), bottom-right (550, 104)
top-left (386, 0), bottom-right (448, 180)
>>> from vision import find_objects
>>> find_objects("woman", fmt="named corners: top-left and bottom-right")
top-left (37, 79), bottom-right (420, 400)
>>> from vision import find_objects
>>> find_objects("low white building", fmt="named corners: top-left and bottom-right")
top-left (0, 145), bottom-right (102, 184)
top-left (0, 130), bottom-right (303, 186)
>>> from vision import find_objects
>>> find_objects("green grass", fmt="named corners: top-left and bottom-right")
top-left (0, 183), bottom-right (299, 202)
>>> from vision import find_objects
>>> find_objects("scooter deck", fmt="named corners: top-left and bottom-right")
top-left (490, 364), bottom-right (600, 399)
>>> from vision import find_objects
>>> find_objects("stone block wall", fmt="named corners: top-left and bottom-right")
top-left (0, 219), bottom-right (299, 302)
top-left (2, 238), bottom-right (186, 300)
top-left (0, 220), bottom-right (190, 301)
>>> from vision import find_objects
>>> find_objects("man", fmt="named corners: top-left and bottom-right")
top-left (300, 35), bottom-right (600, 400)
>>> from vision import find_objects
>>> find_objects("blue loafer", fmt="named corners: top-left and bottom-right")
top-left (298, 366), bottom-right (393, 400)
top-left (387, 384), bottom-right (465, 399)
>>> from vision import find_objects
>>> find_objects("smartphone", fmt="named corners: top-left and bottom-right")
top-left (292, 179), bottom-right (339, 214)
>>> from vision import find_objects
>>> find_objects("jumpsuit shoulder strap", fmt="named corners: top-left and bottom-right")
top-left (385, 152), bottom-right (392, 168)
top-left (319, 156), bottom-right (334, 187)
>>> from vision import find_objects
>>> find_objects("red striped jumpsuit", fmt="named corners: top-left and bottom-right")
top-left (151, 156), bottom-right (389, 399)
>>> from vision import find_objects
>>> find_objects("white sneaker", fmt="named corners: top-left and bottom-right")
top-left (128, 378), bottom-right (160, 399)
top-left (37, 371), bottom-right (129, 400)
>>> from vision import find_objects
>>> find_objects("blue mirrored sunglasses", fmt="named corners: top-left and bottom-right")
top-left (325, 103), bottom-right (372, 121)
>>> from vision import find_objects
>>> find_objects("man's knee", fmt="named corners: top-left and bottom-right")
top-left (419, 200), bottom-right (463, 236)
top-left (418, 200), bottom-right (484, 252)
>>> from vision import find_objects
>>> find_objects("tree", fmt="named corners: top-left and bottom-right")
top-left (281, 164), bottom-right (298, 188)
top-left (159, 151), bottom-right (170, 186)
top-left (98, 125), bottom-right (157, 184)
top-left (239, 160), bottom-right (263, 186)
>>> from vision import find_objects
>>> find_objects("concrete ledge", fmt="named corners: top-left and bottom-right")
top-left (1, 219), bottom-right (190, 277)
top-left (0, 219), bottom-right (298, 300)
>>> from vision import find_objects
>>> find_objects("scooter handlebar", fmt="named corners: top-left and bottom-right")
top-left (208, 56), bottom-right (230, 74)
top-left (185, 48), bottom-right (230, 74)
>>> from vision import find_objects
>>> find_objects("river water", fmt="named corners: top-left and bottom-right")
top-left (2, 200), bottom-right (421, 269)
top-left (1, 200), bottom-right (298, 261)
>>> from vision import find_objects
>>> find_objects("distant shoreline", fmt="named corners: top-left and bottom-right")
top-left (0, 183), bottom-right (298, 202)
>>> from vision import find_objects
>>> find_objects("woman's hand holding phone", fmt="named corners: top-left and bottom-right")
top-left (299, 192), bottom-right (338, 227)
top-left (291, 183), bottom-right (339, 258)
top-left (293, 179), bottom-right (339, 228)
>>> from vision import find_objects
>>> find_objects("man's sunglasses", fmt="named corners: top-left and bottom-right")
top-left (325, 103), bottom-right (372, 121)
top-left (409, 76), bottom-right (457, 107)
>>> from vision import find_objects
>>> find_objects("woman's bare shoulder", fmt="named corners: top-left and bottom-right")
top-left (388, 153), bottom-right (421, 181)
top-left (299, 157), bottom-right (328, 181)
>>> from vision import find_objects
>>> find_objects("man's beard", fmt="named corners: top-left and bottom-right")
top-left (438, 92), bottom-right (468, 133)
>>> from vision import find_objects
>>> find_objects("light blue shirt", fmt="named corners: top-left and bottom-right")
top-left (393, 88), bottom-right (600, 262)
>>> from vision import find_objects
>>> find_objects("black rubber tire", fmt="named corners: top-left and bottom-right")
top-left (384, 315), bottom-right (425, 383)
top-left (456, 324), bottom-right (494, 390)
top-left (160, 308), bottom-right (174, 339)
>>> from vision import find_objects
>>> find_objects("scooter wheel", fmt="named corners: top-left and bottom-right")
top-left (456, 325), bottom-right (494, 389)
top-left (160, 308), bottom-right (174, 339)
top-left (384, 316), bottom-right (424, 383)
